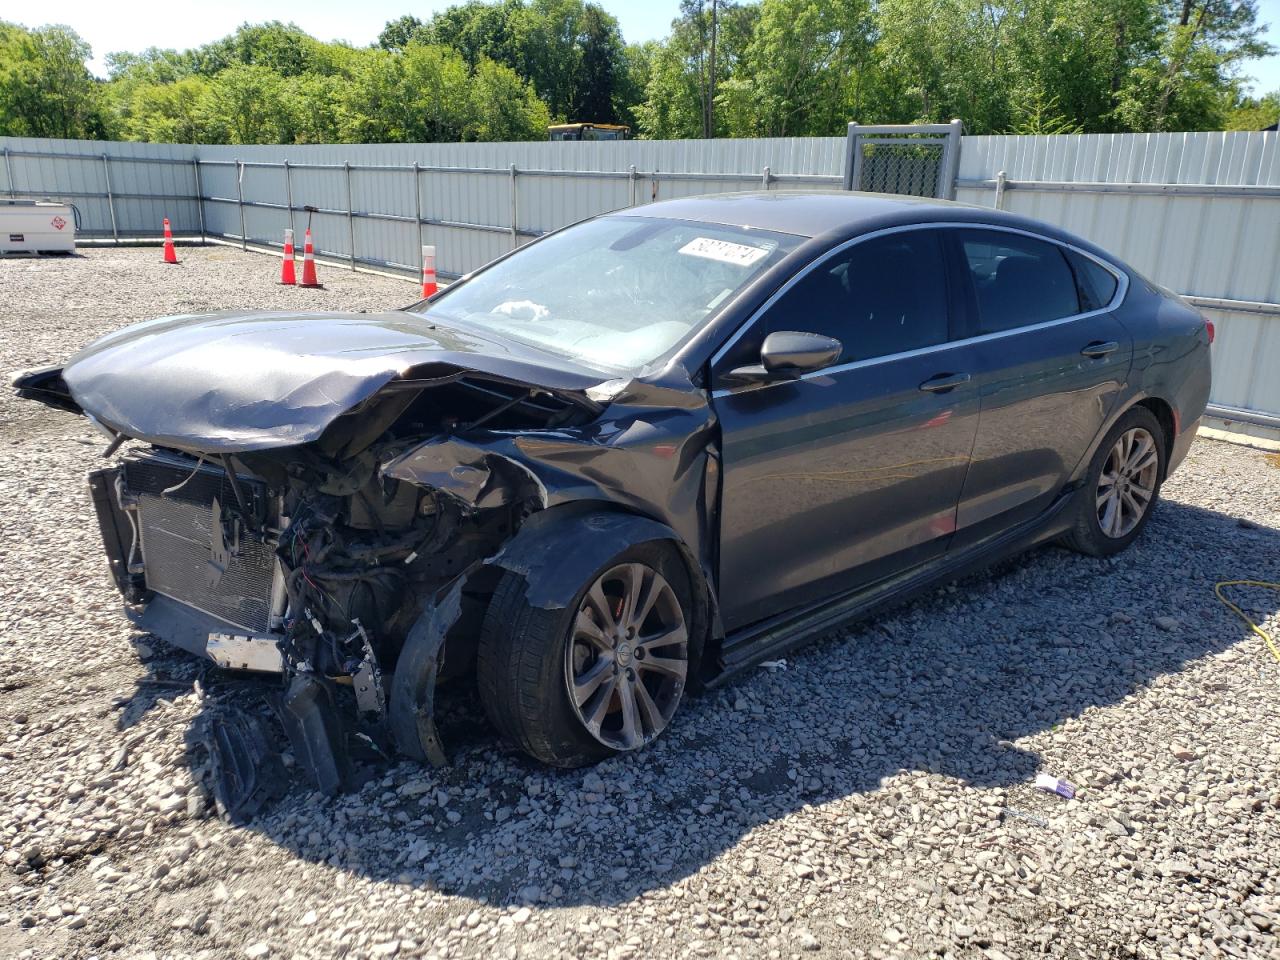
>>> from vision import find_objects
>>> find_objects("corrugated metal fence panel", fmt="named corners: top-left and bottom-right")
top-left (185, 138), bottom-right (847, 277)
top-left (0, 137), bottom-right (199, 237)
top-left (3, 135), bottom-right (847, 279)
top-left (957, 132), bottom-right (1280, 422)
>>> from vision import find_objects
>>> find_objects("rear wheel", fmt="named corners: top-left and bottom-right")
top-left (1062, 406), bottom-right (1165, 557)
top-left (477, 542), bottom-right (691, 766)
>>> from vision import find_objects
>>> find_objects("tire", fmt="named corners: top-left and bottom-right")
top-left (1061, 405), bottom-right (1166, 557)
top-left (476, 541), bottom-right (692, 767)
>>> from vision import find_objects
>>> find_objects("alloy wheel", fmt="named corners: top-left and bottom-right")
top-left (1096, 426), bottom-right (1159, 539)
top-left (565, 562), bottom-right (688, 751)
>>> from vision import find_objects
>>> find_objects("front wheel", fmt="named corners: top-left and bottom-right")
top-left (477, 542), bottom-right (691, 766)
top-left (1061, 406), bottom-right (1165, 557)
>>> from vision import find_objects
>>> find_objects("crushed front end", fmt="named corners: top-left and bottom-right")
top-left (14, 308), bottom-right (720, 814)
top-left (78, 378), bottom-right (569, 813)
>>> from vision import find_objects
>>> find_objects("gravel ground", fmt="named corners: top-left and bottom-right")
top-left (2, 246), bottom-right (1279, 960)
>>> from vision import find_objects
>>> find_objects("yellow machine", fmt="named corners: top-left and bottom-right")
top-left (548, 123), bottom-right (631, 142)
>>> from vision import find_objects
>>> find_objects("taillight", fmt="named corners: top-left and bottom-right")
top-left (1204, 319), bottom-right (1215, 343)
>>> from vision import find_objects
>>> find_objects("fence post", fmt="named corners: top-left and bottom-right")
top-left (283, 159), bottom-right (296, 243)
top-left (235, 160), bottom-right (246, 251)
top-left (509, 163), bottom-right (518, 250)
top-left (344, 160), bottom-right (356, 271)
top-left (3, 148), bottom-right (13, 197)
top-left (629, 164), bottom-right (638, 206)
top-left (762, 166), bottom-right (771, 190)
top-left (192, 159), bottom-right (206, 243)
top-left (994, 170), bottom-right (1007, 210)
top-left (842, 122), bottom-right (860, 191)
top-left (413, 162), bottom-right (423, 276)
top-left (102, 154), bottom-right (119, 244)
top-left (941, 118), bottom-right (964, 200)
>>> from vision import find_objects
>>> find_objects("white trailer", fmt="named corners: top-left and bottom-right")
top-left (0, 200), bottom-right (76, 254)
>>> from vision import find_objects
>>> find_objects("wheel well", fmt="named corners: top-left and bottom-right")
top-left (1135, 397), bottom-right (1176, 477)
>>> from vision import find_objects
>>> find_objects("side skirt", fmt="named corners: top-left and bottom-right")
top-left (708, 489), bottom-right (1078, 687)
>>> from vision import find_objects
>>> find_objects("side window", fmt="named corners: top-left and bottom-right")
top-left (760, 231), bottom-right (950, 363)
top-left (1066, 249), bottom-right (1120, 311)
top-left (958, 230), bottom-right (1081, 334)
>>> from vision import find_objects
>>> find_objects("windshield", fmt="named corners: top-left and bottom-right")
top-left (412, 215), bottom-right (803, 374)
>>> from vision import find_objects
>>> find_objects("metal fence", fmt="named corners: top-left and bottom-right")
top-left (843, 121), bottom-right (963, 199)
top-left (2, 130), bottom-right (1278, 435)
top-left (0, 136), bottom-right (846, 280)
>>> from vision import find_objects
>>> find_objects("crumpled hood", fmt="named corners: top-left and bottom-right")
top-left (61, 309), bottom-right (606, 452)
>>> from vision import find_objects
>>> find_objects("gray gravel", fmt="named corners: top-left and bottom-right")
top-left (2, 246), bottom-right (1279, 960)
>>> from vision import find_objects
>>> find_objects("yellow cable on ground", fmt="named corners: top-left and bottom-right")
top-left (1214, 580), bottom-right (1280, 664)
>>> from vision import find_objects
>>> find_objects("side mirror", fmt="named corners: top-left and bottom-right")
top-left (725, 331), bottom-right (843, 385)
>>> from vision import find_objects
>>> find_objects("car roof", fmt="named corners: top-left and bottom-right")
top-left (620, 190), bottom-right (1121, 266)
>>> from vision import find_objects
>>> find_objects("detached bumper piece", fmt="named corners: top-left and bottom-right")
top-left (190, 709), bottom-right (288, 824)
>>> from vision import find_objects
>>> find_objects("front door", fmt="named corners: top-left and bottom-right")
top-left (711, 228), bottom-right (981, 631)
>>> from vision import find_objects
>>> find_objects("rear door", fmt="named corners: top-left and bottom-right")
top-left (710, 227), bottom-right (983, 631)
top-left (946, 228), bottom-right (1132, 546)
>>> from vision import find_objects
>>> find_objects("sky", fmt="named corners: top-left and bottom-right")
top-left (8, 0), bottom-right (1280, 95)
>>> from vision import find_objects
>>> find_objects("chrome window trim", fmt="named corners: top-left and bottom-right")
top-left (709, 221), bottom-right (1129, 397)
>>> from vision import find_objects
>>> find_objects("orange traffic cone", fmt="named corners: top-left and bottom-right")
top-left (162, 218), bottom-right (178, 264)
top-left (280, 228), bottom-right (297, 285)
top-left (298, 228), bottom-right (321, 288)
top-left (421, 245), bottom-right (438, 298)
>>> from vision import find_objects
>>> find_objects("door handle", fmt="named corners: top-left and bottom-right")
top-left (919, 372), bottom-right (971, 393)
top-left (1081, 340), bottom-right (1119, 358)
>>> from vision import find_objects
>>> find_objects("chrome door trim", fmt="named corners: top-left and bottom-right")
top-left (709, 221), bottom-right (1130, 397)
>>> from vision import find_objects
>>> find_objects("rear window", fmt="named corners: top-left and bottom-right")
top-left (958, 230), bottom-right (1081, 333)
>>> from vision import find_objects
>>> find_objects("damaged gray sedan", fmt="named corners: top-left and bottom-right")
top-left (14, 192), bottom-right (1211, 798)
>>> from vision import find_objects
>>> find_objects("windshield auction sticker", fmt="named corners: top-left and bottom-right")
top-left (678, 237), bottom-right (770, 267)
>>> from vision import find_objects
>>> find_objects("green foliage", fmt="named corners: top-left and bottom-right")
top-left (1225, 90), bottom-right (1280, 129)
top-left (0, 22), bottom-right (108, 138)
top-left (719, 0), bottom-right (872, 137)
top-left (1010, 93), bottom-right (1087, 135)
top-left (2, 0), bottom-right (1275, 145)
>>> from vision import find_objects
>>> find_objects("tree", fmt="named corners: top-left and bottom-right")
top-left (572, 3), bottom-right (624, 121)
top-left (635, 2), bottom-right (755, 138)
top-left (634, 39), bottom-right (705, 138)
top-left (201, 64), bottom-right (295, 144)
top-left (119, 75), bottom-right (214, 143)
top-left (718, 0), bottom-right (873, 137)
top-left (0, 22), bottom-right (107, 139)
top-left (1112, 0), bottom-right (1272, 131)
top-left (378, 15), bottom-right (426, 51)
top-left (613, 42), bottom-right (656, 128)
top-left (1226, 89), bottom-right (1280, 129)
top-left (193, 21), bottom-right (319, 78)
top-left (468, 59), bottom-right (553, 139)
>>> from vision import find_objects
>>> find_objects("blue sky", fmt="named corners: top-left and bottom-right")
top-left (13, 0), bottom-right (1280, 95)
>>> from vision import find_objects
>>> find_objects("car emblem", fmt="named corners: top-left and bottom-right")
top-left (50, 216), bottom-right (66, 230)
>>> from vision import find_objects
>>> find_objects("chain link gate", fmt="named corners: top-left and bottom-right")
top-left (842, 121), bottom-right (964, 199)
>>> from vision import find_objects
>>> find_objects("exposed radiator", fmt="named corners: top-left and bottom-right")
top-left (124, 455), bottom-right (279, 633)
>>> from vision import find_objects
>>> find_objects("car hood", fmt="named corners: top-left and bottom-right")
top-left (58, 309), bottom-right (609, 452)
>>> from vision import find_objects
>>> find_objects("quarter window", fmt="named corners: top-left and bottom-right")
top-left (760, 231), bottom-right (950, 363)
top-left (1067, 250), bottom-right (1120, 311)
top-left (959, 230), bottom-right (1081, 333)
